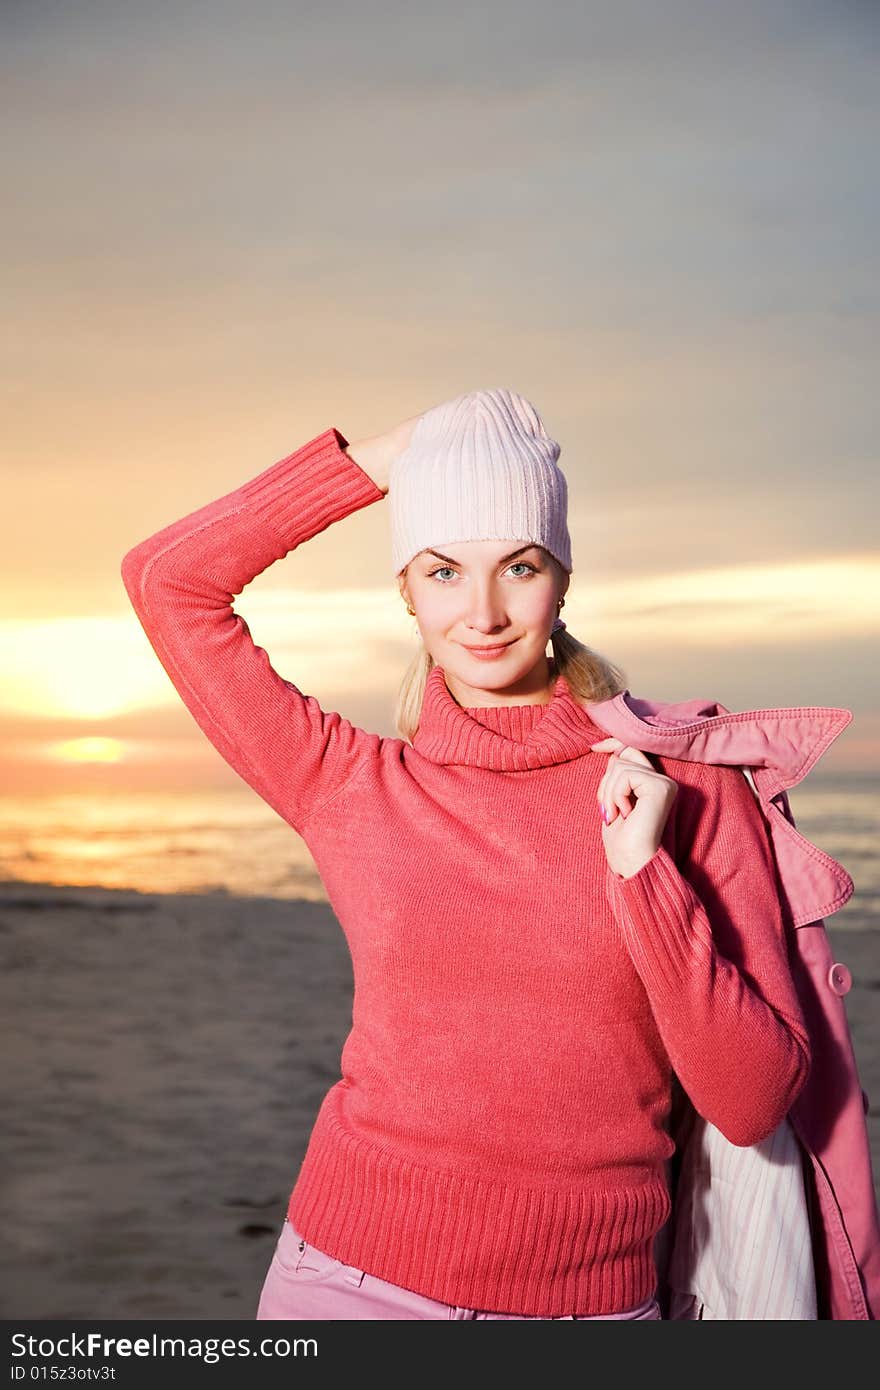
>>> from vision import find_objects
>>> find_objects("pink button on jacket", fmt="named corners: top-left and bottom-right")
top-left (584, 689), bottom-right (880, 1320)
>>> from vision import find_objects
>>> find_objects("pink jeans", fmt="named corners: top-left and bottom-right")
top-left (256, 1217), bottom-right (663, 1320)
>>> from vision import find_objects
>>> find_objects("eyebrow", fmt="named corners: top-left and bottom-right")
top-left (423, 544), bottom-right (542, 565)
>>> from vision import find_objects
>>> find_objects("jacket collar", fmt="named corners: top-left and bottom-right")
top-left (583, 688), bottom-right (855, 927)
top-left (412, 663), bottom-right (606, 771)
top-left (583, 689), bottom-right (852, 797)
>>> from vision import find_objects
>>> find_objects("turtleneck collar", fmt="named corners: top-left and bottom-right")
top-left (411, 663), bottom-right (606, 770)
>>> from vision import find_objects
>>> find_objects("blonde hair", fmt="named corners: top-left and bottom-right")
top-left (393, 626), bottom-right (629, 744)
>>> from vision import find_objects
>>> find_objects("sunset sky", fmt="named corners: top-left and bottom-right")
top-left (3, 1), bottom-right (878, 794)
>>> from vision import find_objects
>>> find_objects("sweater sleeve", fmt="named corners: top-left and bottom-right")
top-left (120, 427), bottom-right (386, 834)
top-left (605, 758), bottom-right (811, 1147)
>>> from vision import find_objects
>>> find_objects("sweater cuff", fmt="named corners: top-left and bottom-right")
top-left (606, 844), bottom-right (714, 995)
top-left (237, 426), bottom-right (385, 551)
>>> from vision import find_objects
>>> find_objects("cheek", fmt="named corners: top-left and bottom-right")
top-left (513, 590), bottom-right (557, 624)
top-left (414, 590), bottom-right (460, 629)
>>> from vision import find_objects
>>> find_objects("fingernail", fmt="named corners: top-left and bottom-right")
top-left (601, 804), bottom-right (609, 823)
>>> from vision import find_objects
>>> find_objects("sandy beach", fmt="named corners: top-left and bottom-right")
top-left (2, 879), bottom-right (878, 1320)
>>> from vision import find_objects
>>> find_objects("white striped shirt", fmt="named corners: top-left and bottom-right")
top-left (661, 1113), bottom-right (817, 1319)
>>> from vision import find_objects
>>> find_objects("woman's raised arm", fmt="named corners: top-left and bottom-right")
top-left (120, 427), bottom-right (388, 834)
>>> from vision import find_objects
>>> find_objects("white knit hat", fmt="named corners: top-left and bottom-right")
top-left (389, 387), bottom-right (572, 577)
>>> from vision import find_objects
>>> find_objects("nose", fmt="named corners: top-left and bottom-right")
top-left (461, 581), bottom-right (511, 636)
top-left (465, 604), bottom-right (509, 635)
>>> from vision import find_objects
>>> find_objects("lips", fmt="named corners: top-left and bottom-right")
top-left (462, 640), bottom-right (515, 653)
top-left (458, 636), bottom-right (514, 653)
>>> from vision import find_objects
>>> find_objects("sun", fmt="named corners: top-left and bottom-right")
top-left (51, 737), bottom-right (126, 764)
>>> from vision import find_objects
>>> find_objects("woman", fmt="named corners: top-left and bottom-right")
top-left (120, 387), bottom-right (811, 1320)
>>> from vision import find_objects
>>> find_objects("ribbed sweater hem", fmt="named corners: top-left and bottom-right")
top-left (287, 1088), bottom-right (670, 1317)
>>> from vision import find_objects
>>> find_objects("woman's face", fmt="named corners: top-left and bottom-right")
top-left (398, 539), bottom-right (569, 702)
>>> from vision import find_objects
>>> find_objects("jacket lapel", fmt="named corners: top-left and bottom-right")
top-left (583, 691), bottom-right (855, 929)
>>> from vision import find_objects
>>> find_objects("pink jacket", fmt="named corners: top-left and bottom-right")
top-left (584, 687), bottom-right (880, 1320)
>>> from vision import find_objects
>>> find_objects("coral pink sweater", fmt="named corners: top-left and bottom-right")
top-left (121, 427), bottom-right (811, 1317)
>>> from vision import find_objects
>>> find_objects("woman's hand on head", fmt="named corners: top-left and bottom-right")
top-left (343, 412), bottom-right (423, 495)
top-left (386, 412), bottom-right (422, 459)
top-left (588, 737), bottom-right (678, 880)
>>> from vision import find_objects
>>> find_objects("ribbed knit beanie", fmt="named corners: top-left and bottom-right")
top-left (389, 387), bottom-right (572, 577)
